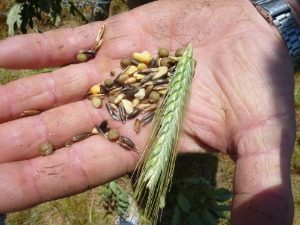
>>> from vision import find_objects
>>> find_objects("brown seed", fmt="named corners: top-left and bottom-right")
top-left (20, 109), bottom-right (41, 117)
top-left (175, 48), bottom-right (184, 57)
top-left (136, 103), bottom-right (152, 110)
top-left (91, 96), bottom-right (102, 108)
top-left (134, 119), bottom-right (142, 133)
top-left (104, 79), bottom-right (114, 88)
top-left (108, 95), bottom-right (116, 103)
top-left (140, 73), bottom-right (154, 84)
top-left (149, 91), bottom-right (160, 102)
top-left (152, 84), bottom-right (169, 91)
top-left (158, 48), bottom-right (169, 58)
top-left (120, 57), bottom-right (132, 68)
top-left (39, 142), bottom-right (54, 156)
top-left (107, 129), bottom-right (120, 141)
top-left (160, 57), bottom-right (177, 67)
top-left (145, 85), bottom-right (154, 97)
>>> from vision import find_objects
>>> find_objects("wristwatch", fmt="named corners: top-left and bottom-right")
top-left (251, 0), bottom-right (300, 68)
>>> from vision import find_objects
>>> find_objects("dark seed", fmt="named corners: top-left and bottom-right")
top-left (148, 58), bottom-right (157, 68)
top-left (122, 86), bottom-right (139, 98)
top-left (106, 103), bottom-right (121, 121)
top-left (140, 73), bottom-right (154, 84)
top-left (97, 120), bottom-right (109, 134)
top-left (158, 48), bottom-right (169, 58)
top-left (130, 58), bottom-right (140, 66)
top-left (100, 85), bottom-right (110, 94)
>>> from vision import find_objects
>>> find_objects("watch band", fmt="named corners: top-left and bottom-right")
top-left (251, 0), bottom-right (300, 67)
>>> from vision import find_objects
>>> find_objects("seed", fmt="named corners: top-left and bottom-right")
top-left (109, 103), bottom-right (118, 110)
top-left (91, 127), bottom-right (99, 135)
top-left (97, 120), bottom-right (109, 134)
top-left (132, 51), bottom-right (152, 64)
top-left (120, 57), bottom-right (132, 68)
top-left (160, 57), bottom-right (177, 67)
top-left (121, 99), bottom-right (134, 114)
top-left (158, 48), bottom-right (169, 58)
top-left (141, 112), bottom-right (155, 126)
top-left (133, 73), bottom-right (145, 80)
top-left (134, 88), bottom-right (145, 100)
top-left (124, 77), bottom-right (137, 84)
top-left (137, 63), bottom-right (147, 70)
top-left (39, 142), bottom-right (54, 156)
top-left (152, 66), bottom-right (168, 80)
top-left (130, 58), bottom-right (140, 66)
top-left (77, 53), bottom-right (88, 62)
top-left (107, 129), bottom-right (120, 141)
top-left (175, 48), bottom-right (184, 57)
top-left (149, 91), bottom-right (160, 102)
top-left (158, 89), bottom-right (168, 95)
top-left (109, 87), bottom-right (121, 95)
top-left (145, 85), bottom-right (154, 97)
top-left (140, 73), bottom-right (154, 84)
top-left (117, 135), bottom-right (139, 152)
top-left (114, 93), bottom-right (125, 104)
top-left (144, 104), bottom-right (158, 112)
top-left (148, 58), bottom-right (157, 68)
top-left (119, 104), bottom-right (127, 124)
top-left (127, 108), bottom-right (141, 119)
top-left (152, 84), bottom-right (169, 91)
top-left (123, 86), bottom-right (139, 98)
top-left (90, 84), bottom-right (101, 95)
top-left (72, 133), bottom-right (91, 142)
top-left (136, 103), bottom-right (152, 110)
top-left (125, 65), bottom-right (138, 75)
top-left (106, 103), bottom-right (120, 121)
top-left (108, 95), bottom-right (116, 103)
top-left (91, 96), bottom-right (102, 108)
top-left (20, 109), bottom-right (41, 117)
top-left (118, 74), bottom-right (129, 83)
top-left (132, 98), bottom-right (140, 107)
top-left (104, 79), bottom-right (114, 88)
top-left (134, 119), bottom-right (142, 133)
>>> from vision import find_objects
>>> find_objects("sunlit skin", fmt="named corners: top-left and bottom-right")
top-left (0, 0), bottom-right (296, 224)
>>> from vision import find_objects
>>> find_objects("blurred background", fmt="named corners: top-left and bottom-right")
top-left (0, 0), bottom-right (299, 224)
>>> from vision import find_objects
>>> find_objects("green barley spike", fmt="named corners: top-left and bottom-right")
top-left (131, 43), bottom-right (195, 224)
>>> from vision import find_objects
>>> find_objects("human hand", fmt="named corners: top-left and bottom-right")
top-left (0, 0), bottom-right (295, 224)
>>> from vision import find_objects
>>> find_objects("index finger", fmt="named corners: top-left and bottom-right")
top-left (0, 22), bottom-right (101, 69)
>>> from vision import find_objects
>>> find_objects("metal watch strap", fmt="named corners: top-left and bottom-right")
top-left (252, 0), bottom-right (300, 67)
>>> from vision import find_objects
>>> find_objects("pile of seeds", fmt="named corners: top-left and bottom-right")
top-left (87, 47), bottom-right (183, 140)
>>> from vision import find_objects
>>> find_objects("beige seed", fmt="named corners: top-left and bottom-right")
top-left (104, 78), bottom-right (114, 88)
top-left (39, 142), bottom-right (54, 156)
top-left (152, 66), bottom-right (168, 80)
top-left (124, 77), bottom-right (137, 84)
top-left (77, 53), bottom-right (88, 63)
top-left (136, 103), bottom-right (152, 110)
top-left (114, 93), bottom-right (125, 104)
top-left (133, 73), bottom-right (145, 80)
top-left (90, 84), bottom-right (101, 95)
top-left (125, 65), bottom-right (138, 75)
top-left (132, 51), bottom-right (152, 64)
top-left (134, 119), bottom-right (142, 133)
top-left (132, 99), bottom-right (140, 107)
top-left (134, 88), bottom-right (145, 100)
top-left (108, 95), bottom-right (116, 103)
top-left (91, 96), bottom-right (102, 108)
top-left (121, 99), bottom-right (134, 114)
top-left (137, 63), bottom-right (148, 70)
top-left (20, 109), bottom-right (41, 117)
top-left (158, 89), bottom-right (168, 95)
top-left (149, 91), bottom-right (160, 102)
top-left (118, 74), bottom-right (129, 82)
top-left (107, 129), bottom-right (120, 141)
top-left (91, 127), bottom-right (99, 135)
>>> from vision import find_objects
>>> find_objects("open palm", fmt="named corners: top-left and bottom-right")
top-left (0, 0), bottom-right (295, 224)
